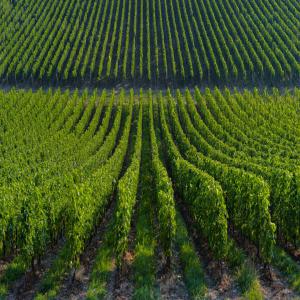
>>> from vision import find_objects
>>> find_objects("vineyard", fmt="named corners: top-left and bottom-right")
top-left (0, 87), bottom-right (299, 299)
top-left (0, 0), bottom-right (300, 299)
top-left (0, 0), bottom-right (299, 86)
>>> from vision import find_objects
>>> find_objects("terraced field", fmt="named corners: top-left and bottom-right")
top-left (0, 88), bottom-right (299, 299)
top-left (0, 0), bottom-right (299, 85)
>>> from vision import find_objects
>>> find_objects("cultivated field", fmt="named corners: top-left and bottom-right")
top-left (0, 0), bottom-right (299, 85)
top-left (0, 0), bottom-right (299, 299)
top-left (0, 88), bottom-right (300, 299)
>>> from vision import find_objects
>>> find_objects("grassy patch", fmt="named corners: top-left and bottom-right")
top-left (175, 211), bottom-right (207, 299)
top-left (271, 247), bottom-right (300, 292)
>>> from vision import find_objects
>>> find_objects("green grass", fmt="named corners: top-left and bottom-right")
top-left (271, 247), bottom-right (300, 293)
top-left (34, 247), bottom-right (71, 299)
top-left (174, 211), bottom-right (207, 299)
top-left (0, 255), bottom-right (27, 299)
top-left (226, 240), bottom-right (263, 300)
top-left (86, 237), bottom-right (115, 300)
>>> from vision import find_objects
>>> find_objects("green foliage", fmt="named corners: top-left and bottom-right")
top-left (174, 89), bottom-right (275, 263)
top-left (0, 87), bottom-right (300, 297)
top-left (158, 92), bottom-right (228, 260)
top-left (149, 90), bottom-right (176, 263)
top-left (113, 90), bottom-right (143, 265)
top-left (0, 0), bottom-right (299, 84)
top-left (132, 97), bottom-right (159, 299)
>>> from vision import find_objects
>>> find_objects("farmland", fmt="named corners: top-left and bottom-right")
top-left (0, 0), bottom-right (300, 299)
top-left (0, 88), bottom-right (300, 299)
top-left (0, 0), bottom-right (299, 86)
